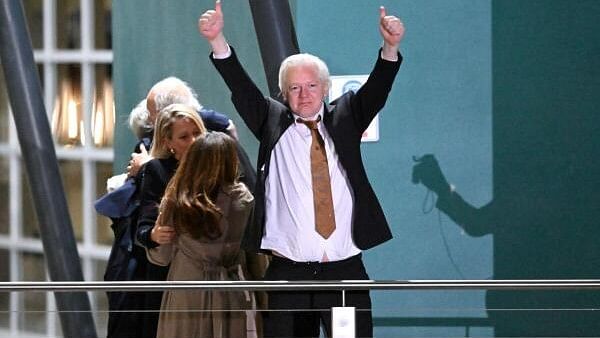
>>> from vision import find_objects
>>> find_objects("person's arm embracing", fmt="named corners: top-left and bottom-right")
top-left (136, 160), bottom-right (174, 248)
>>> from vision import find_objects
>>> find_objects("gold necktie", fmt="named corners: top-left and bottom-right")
top-left (298, 117), bottom-right (336, 239)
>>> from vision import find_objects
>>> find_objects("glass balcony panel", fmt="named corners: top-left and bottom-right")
top-left (19, 252), bottom-right (46, 334)
top-left (0, 249), bottom-right (8, 328)
top-left (94, 259), bottom-right (108, 337)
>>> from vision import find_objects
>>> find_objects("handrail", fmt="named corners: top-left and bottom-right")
top-left (2, 280), bottom-right (600, 292)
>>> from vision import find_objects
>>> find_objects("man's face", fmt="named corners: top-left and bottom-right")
top-left (285, 65), bottom-right (327, 118)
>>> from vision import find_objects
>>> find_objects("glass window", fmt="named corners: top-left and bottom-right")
top-left (93, 64), bottom-right (115, 148)
top-left (0, 66), bottom-right (8, 143)
top-left (95, 0), bottom-right (112, 50)
top-left (52, 64), bottom-right (83, 147)
top-left (22, 167), bottom-right (40, 239)
top-left (96, 161), bottom-right (114, 246)
top-left (59, 160), bottom-right (83, 241)
top-left (23, 0), bottom-right (44, 49)
top-left (20, 252), bottom-right (46, 333)
top-left (56, 0), bottom-right (81, 49)
top-left (0, 157), bottom-right (8, 235)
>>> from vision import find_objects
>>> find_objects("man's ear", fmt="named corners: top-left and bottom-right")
top-left (279, 91), bottom-right (288, 102)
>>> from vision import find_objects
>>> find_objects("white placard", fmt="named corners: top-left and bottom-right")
top-left (331, 306), bottom-right (356, 338)
top-left (329, 75), bottom-right (379, 142)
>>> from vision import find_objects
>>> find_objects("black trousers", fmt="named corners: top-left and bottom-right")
top-left (263, 253), bottom-right (372, 338)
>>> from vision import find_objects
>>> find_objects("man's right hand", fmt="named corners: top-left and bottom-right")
top-left (198, 0), bottom-right (227, 51)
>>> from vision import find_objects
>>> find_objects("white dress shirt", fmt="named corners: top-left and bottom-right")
top-left (260, 107), bottom-right (361, 262)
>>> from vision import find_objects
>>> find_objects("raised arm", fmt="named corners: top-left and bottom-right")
top-left (197, 0), bottom-right (275, 138)
top-left (198, 0), bottom-right (229, 55)
top-left (379, 6), bottom-right (405, 61)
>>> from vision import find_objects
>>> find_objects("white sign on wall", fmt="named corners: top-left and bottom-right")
top-left (329, 75), bottom-right (379, 142)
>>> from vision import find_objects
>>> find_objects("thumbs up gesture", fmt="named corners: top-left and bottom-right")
top-left (379, 6), bottom-right (405, 48)
top-left (198, 0), bottom-right (224, 42)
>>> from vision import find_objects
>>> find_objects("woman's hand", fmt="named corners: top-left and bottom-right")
top-left (150, 224), bottom-right (175, 245)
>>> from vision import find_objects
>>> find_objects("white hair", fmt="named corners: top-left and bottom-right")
top-left (278, 53), bottom-right (331, 99)
top-left (128, 99), bottom-right (152, 139)
top-left (151, 76), bottom-right (203, 112)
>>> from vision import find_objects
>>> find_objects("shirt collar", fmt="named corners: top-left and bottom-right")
top-left (293, 103), bottom-right (325, 125)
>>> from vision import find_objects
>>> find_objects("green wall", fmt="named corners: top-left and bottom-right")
top-left (113, 0), bottom-right (265, 168)
top-left (113, 0), bottom-right (600, 336)
top-left (488, 0), bottom-right (600, 335)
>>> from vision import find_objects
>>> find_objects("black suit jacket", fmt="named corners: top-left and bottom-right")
top-left (211, 48), bottom-right (401, 253)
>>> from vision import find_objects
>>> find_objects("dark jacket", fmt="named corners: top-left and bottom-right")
top-left (211, 47), bottom-right (401, 253)
top-left (134, 156), bottom-right (177, 338)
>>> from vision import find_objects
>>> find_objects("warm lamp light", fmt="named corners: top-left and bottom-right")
top-left (51, 76), bottom-right (115, 147)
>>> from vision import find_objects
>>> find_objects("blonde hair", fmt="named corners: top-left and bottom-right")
top-left (150, 104), bottom-right (206, 159)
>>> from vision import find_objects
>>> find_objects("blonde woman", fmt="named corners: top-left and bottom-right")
top-left (135, 103), bottom-right (206, 338)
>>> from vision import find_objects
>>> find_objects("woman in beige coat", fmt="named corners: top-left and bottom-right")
top-left (148, 132), bottom-right (257, 338)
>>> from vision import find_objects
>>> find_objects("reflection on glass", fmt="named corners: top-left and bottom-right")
top-left (51, 64), bottom-right (115, 148)
top-left (0, 66), bottom-right (8, 143)
top-left (37, 63), bottom-right (44, 91)
top-left (20, 252), bottom-right (46, 333)
top-left (56, 0), bottom-right (81, 49)
top-left (0, 157), bottom-right (8, 234)
top-left (94, 259), bottom-right (109, 337)
top-left (22, 167), bottom-right (40, 238)
top-left (23, 0), bottom-right (44, 49)
top-left (52, 65), bottom-right (83, 147)
top-left (93, 65), bottom-right (115, 148)
top-left (59, 160), bottom-right (83, 242)
top-left (95, 0), bottom-right (112, 50)
top-left (22, 161), bottom-right (83, 241)
top-left (0, 249), bottom-right (8, 328)
top-left (96, 161), bottom-right (114, 245)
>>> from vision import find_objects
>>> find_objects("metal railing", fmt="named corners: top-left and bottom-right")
top-left (2, 280), bottom-right (600, 338)
top-left (2, 279), bottom-right (600, 292)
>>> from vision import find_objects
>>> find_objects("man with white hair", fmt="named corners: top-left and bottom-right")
top-left (199, 1), bottom-right (405, 337)
top-left (127, 76), bottom-right (237, 177)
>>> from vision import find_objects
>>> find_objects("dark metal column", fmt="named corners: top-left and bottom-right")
top-left (248, 0), bottom-right (300, 100)
top-left (0, 1), bottom-right (97, 337)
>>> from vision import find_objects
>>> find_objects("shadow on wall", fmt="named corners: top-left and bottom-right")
top-left (411, 0), bottom-right (600, 335)
top-left (413, 150), bottom-right (600, 336)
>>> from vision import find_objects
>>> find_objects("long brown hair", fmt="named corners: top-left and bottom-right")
top-left (159, 132), bottom-right (239, 239)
